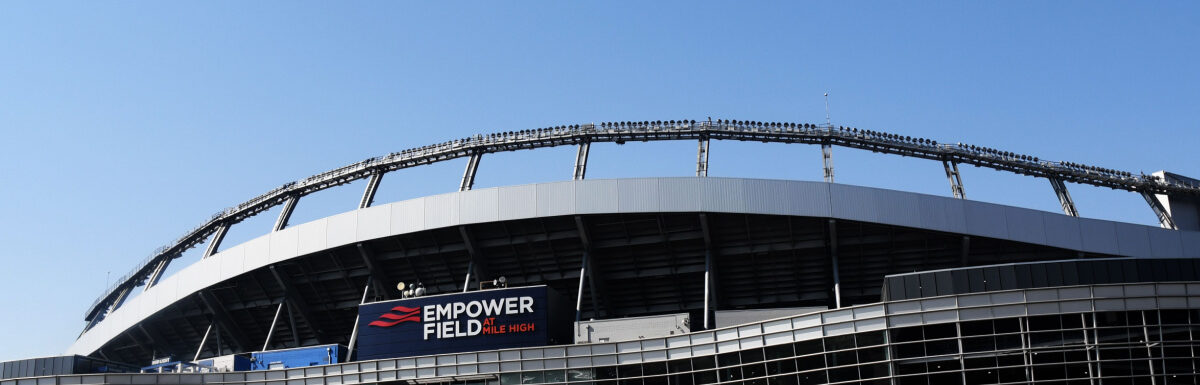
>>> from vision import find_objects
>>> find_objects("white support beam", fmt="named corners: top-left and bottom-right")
top-left (1049, 177), bottom-right (1080, 217)
top-left (273, 196), bottom-right (299, 232)
top-left (144, 258), bottom-right (171, 289)
top-left (346, 279), bottom-right (372, 360)
top-left (573, 142), bottom-right (590, 180)
top-left (943, 160), bottom-right (965, 199)
top-left (359, 172), bottom-right (384, 209)
top-left (829, 219), bottom-right (841, 308)
top-left (261, 302), bottom-right (285, 351)
top-left (1142, 191), bottom-right (1178, 230)
top-left (193, 321), bottom-right (214, 361)
top-left (459, 153), bottom-right (482, 191)
top-left (203, 223), bottom-right (229, 258)
top-left (822, 142), bottom-right (834, 183)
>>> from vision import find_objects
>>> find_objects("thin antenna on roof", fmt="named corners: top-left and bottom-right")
top-left (824, 92), bottom-right (832, 128)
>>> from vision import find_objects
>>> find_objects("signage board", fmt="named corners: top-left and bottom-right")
top-left (356, 286), bottom-right (568, 360)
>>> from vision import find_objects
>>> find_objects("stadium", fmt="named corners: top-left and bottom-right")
top-left (6, 120), bottom-right (1200, 385)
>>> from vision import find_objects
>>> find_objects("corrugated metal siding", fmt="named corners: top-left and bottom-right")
top-left (1148, 228), bottom-right (1184, 258)
top-left (537, 181), bottom-right (574, 217)
top-left (389, 199), bottom-right (425, 235)
top-left (422, 193), bottom-right (459, 230)
top-left (699, 178), bottom-right (746, 213)
top-left (574, 180), bottom-right (618, 214)
top-left (1113, 222), bottom-right (1152, 258)
top-left (615, 179), bottom-right (659, 213)
top-left (1041, 212), bottom-right (1083, 251)
top-left (355, 205), bottom-right (391, 242)
top-left (296, 219), bottom-right (329, 256)
top-left (657, 178), bottom-right (702, 212)
top-left (963, 201), bottom-right (1008, 240)
top-left (1004, 207), bottom-right (1048, 245)
top-left (916, 194), bottom-right (965, 233)
top-left (497, 184), bottom-right (537, 221)
top-left (1078, 218), bottom-right (1120, 255)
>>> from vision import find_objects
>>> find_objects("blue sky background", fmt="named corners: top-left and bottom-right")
top-left (1, 2), bottom-right (1197, 362)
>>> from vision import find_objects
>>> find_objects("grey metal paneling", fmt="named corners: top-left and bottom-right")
top-left (1004, 207), bottom-right (1047, 246)
top-left (1182, 231), bottom-right (1200, 257)
top-left (1041, 212), bottom-right (1083, 251)
top-left (497, 184), bottom-right (537, 221)
top-left (699, 178), bottom-right (746, 213)
top-left (355, 205), bottom-right (391, 242)
top-left (1113, 222), bottom-right (1153, 258)
top-left (963, 200), bottom-right (1008, 240)
top-left (916, 194), bottom-right (966, 233)
top-left (658, 178), bottom-right (703, 212)
top-left (575, 180), bottom-right (618, 214)
top-left (742, 179), bottom-right (831, 217)
top-left (536, 181), bottom-right (575, 217)
top-left (458, 188), bottom-right (499, 224)
top-left (1078, 217), bottom-right (1120, 255)
top-left (615, 179), bottom-right (659, 213)
top-left (423, 193), bottom-right (460, 230)
top-left (1147, 227), bottom-right (1184, 258)
top-left (832, 184), bottom-right (922, 229)
top-left (389, 199), bottom-right (425, 235)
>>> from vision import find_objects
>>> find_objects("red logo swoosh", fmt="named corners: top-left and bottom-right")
top-left (368, 305), bottom-right (422, 328)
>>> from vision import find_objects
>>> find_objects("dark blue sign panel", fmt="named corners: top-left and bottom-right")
top-left (356, 286), bottom-right (563, 360)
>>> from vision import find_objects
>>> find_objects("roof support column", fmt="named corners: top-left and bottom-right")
top-left (822, 141), bottom-right (835, 183)
top-left (357, 243), bottom-right (394, 299)
top-left (459, 226), bottom-right (487, 292)
top-left (696, 137), bottom-right (710, 177)
top-left (359, 172), bottom-right (384, 209)
top-left (575, 250), bottom-right (590, 322)
top-left (700, 214), bottom-right (718, 329)
top-left (1141, 191), bottom-right (1178, 230)
top-left (943, 159), bottom-right (965, 199)
top-left (286, 302), bottom-right (299, 347)
top-left (203, 223), bottom-right (230, 258)
top-left (347, 278), bottom-right (372, 361)
top-left (192, 320), bottom-right (214, 361)
top-left (1049, 177), bottom-right (1080, 217)
top-left (109, 286), bottom-right (133, 313)
top-left (196, 291), bottom-right (249, 353)
top-left (828, 219), bottom-right (841, 308)
top-left (575, 216), bottom-right (605, 318)
top-left (460, 153), bottom-right (482, 191)
top-left (273, 195), bottom-right (299, 231)
top-left (573, 142), bottom-right (590, 180)
top-left (270, 265), bottom-right (327, 344)
top-left (261, 301), bottom-right (285, 351)
top-left (144, 257), bottom-right (171, 289)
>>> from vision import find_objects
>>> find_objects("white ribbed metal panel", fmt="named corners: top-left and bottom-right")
top-left (497, 184), bottom-right (537, 221)
top-left (537, 181), bottom-right (574, 217)
top-left (575, 180), bottom-right (618, 214)
top-left (296, 219), bottom-right (329, 256)
top-left (830, 184), bottom-right (921, 229)
top-left (218, 243), bottom-right (245, 282)
top-left (325, 211), bottom-right (358, 248)
top-left (356, 205), bottom-right (391, 242)
top-left (658, 178), bottom-right (703, 212)
top-left (422, 193), bottom-right (459, 230)
top-left (616, 179), bottom-right (659, 213)
top-left (699, 177), bottom-right (746, 213)
top-left (458, 188), bottom-right (499, 224)
top-left (268, 227), bottom-right (298, 264)
top-left (389, 199), bottom-right (425, 235)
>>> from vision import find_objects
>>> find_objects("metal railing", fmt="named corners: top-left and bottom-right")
top-left (83, 119), bottom-right (1200, 322)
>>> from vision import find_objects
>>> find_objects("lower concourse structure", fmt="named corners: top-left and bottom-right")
top-left (8, 121), bottom-right (1200, 385)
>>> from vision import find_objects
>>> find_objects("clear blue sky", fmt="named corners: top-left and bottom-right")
top-left (0, 2), bottom-right (1197, 362)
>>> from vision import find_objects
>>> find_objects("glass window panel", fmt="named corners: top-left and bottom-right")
top-left (856, 330), bottom-right (886, 347)
top-left (764, 344), bottom-right (793, 360)
top-left (1061, 262), bottom-right (1079, 285)
top-left (896, 375), bottom-right (928, 385)
top-left (952, 271), bottom-right (970, 294)
top-left (671, 374), bottom-right (694, 385)
top-left (795, 370), bottom-right (825, 384)
top-left (765, 358), bottom-right (795, 376)
top-left (1045, 263), bottom-right (1064, 287)
top-left (827, 366), bottom-right (858, 383)
top-left (893, 343), bottom-right (925, 359)
top-left (717, 352), bottom-right (740, 367)
top-left (766, 374), bottom-right (797, 385)
top-left (960, 320), bottom-right (993, 336)
top-left (692, 371), bottom-right (717, 385)
top-left (824, 335), bottom-right (855, 351)
top-left (924, 340), bottom-right (959, 356)
top-left (793, 340), bottom-right (823, 356)
top-left (984, 267), bottom-right (1001, 291)
top-left (919, 273), bottom-right (937, 297)
top-left (925, 357), bottom-right (961, 372)
top-left (794, 355), bottom-right (824, 371)
top-left (1061, 314), bottom-right (1083, 329)
top-left (740, 349), bottom-right (764, 364)
top-left (617, 364), bottom-right (641, 378)
top-left (904, 275), bottom-right (921, 299)
top-left (997, 366), bottom-right (1027, 383)
top-left (963, 356), bottom-right (997, 369)
top-left (935, 272), bottom-right (954, 296)
top-left (1030, 264), bottom-right (1048, 287)
top-left (595, 366), bottom-right (618, 380)
top-left (690, 357), bottom-right (715, 371)
top-left (968, 269), bottom-right (986, 292)
top-left (825, 351), bottom-right (856, 367)
top-left (894, 361), bottom-right (926, 375)
top-left (618, 378), bottom-right (640, 385)
top-left (568, 369), bottom-right (594, 382)
top-left (961, 336), bottom-right (996, 353)
top-left (642, 376), bottom-right (667, 385)
top-left (642, 362), bottom-right (666, 376)
top-left (858, 347), bottom-right (886, 363)
top-left (1015, 265), bottom-right (1034, 288)
top-left (544, 370), bottom-right (566, 384)
top-left (923, 324), bottom-right (956, 340)
top-left (1029, 315), bottom-right (1061, 331)
top-left (888, 277), bottom-right (907, 300)
top-left (1077, 262), bottom-right (1094, 285)
top-left (667, 359), bottom-right (689, 374)
top-left (502, 373), bottom-right (523, 385)
top-left (928, 371), bottom-right (963, 385)
top-left (524, 371), bottom-right (546, 384)
top-left (965, 369), bottom-right (998, 384)
top-left (717, 367), bottom-right (741, 382)
top-left (859, 363), bottom-right (889, 379)
top-left (742, 363), bottom-right (765, 379)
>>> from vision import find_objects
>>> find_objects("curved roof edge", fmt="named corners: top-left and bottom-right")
top-left (67, 177), bottom-right (1200, 356)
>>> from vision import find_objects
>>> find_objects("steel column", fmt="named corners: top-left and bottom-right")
top-left (347, 279), bottom-right (372, 360)
top-left (822, 142), bottom-right (835, 183)
top-left (359, 172), bottom-right (384, 209)
top-left (144, 257), bottom-right (171, 289)
top-left (459, 226), bottom-right (487, 292)
top-left (1142, 191), bottom-right (1178, 230)
top-left (286, 302), bottom-right (299, 347)
top-left (700, 214), bottom-right (717, 329)
top-left (270, 265), bottom-right (327, 343)
top-left (829, 219), bottom-right (841, 308)
top-left (1049, 177), bottom-right (1080, 217)
top-left (573, 142), bottom-right (590, 180)
top-left (193, 321), bottom-right (214, 361)
top-left (575, 250), bottom-right (590, 322)
top-left (196, 290), bottom-right (250, 353)
top-left (696, 137), bottom-right (710, 177)
top-left (261, 302), bottom-right (284, 351)
top-left (203, 223), bottom-right (230, 258)
top-left (357, 243), bottom-right (393, 299)
top-left (943, 159), bottom-right (965, 199)
top-left (575, 216), bottom-right (604, 317)
top-left (459, 153), bottom-right (482, 191)
top-left (273, 196), bottom-right (299, 231)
